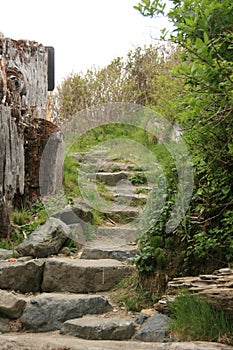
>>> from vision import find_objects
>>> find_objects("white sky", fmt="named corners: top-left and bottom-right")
top-left (1, 0), bottom-right (171, 86)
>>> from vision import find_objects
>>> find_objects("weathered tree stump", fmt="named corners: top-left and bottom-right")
top-left (0, 36), bottom-right (64, 239)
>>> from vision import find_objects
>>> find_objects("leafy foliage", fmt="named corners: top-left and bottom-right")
top-left (50, 44), bottom-right (183, 125)
top-left (134, 0), bottom-right (233, 276)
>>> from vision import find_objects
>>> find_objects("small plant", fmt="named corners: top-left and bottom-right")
top-left (129, 173), bottom-right (147, 185)
top-left (63, 155), bottom-right (81, 198)
top-left (6, 202), bottom-right (49, 251)
top-left (12, 207), bottom-right (32, 226)
top-left (135, 187), bottom-right (149, 195)
top-left (111, 165), bottom-right (121, 173)
top-left (113, 273), bottom-right (154, 312)
top-left (169, 292), bottom-right (233, 345)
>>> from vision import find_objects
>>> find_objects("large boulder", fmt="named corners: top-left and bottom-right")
top-left (16, 218), bottom-right (70, 258)
top-left (0, 259), bottom-right (44, 293)
top-left (20, 293), bottom-right (112, 332)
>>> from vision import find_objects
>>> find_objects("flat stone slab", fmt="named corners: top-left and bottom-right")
top-left (42, 257), bottom-right (134, 293)
top-left (81, 246), bottom-right (138, 262)
top-left (0, 333), bottom-right (232, 350)
top-left (61, 316), bottom-right (136, 340)
top-left (20, 293), bottom-right (112, 332)
top-left (0, 259), bottom-right (44, 293)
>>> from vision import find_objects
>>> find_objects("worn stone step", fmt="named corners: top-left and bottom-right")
top-left (0, 259), bottom-right (45, 293)
top-left (99, 204), bottom-right (140, 224)
top-left (19, 293), bottom-right (112, 332)
top-left (81, 245), bottom-right (138, 262)
top-left (86, 226), bottom-right (139, 247)
top-left (42, 258), bottom-right (134, 293)
top-left (84, 170), bottom-right (129, 186)
top-left (61, 315), bottom-right (136, 340)
top-left (1, 333), bottom-right (231, 350)
top-left (80, 161), bottom-right (148, 173)
top-left (111, 192), bottom-right (148, 207)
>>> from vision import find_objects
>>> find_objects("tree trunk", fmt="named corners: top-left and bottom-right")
top-left (0, 36), bottom-right (64, 239)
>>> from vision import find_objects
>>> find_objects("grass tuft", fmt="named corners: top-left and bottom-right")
top-left (169, 292), bottom-right (233, 345)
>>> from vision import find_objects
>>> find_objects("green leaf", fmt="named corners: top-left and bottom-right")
top-left (203, 32), bottom-right (209, 44)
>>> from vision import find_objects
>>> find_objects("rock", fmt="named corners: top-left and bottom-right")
top-left (68, 223), bottom-right (85, 248)
top-left (0, 318), bottom-right (11, 333)
top-left (42, 257), bottom-right (134, 293)
top-left (103, 205), bottom-right (139, 224)
top-left (198, 288), bottom-right (233, 318)
top-left (81, 246), bottom-right (138, 262)
top-left (16, 256), bottom-right (34, 262)
top-left (16, 218), bottom-right (70, 258)
top-left (135, 314), bottom-right (170, 342)
top-left (20, 293), bottom-right (112, 332)
top-left (168, 268), bottom-right (233, 317)
top-left (51, 207), bottom-right (82, 225)
top-left (0, 290), bottom-right (26, 318)
top-left (95, 226), bottom-right (138, 246)
top-left (95, 171), bottom-right (129, 186)
top-left (0, 249), bottom-right (13, 260)
top-left (214, 268), bottom-right (233, 275)
top-left (59, 247), bottom-right (71, 256)
top-left (0, 259), bottom-right (44, 293)
top-left (72, 198), bottom-right (94, 224)
top-left (0, 333), bottom-right (232, 350)
top-left (135, 313), bottom-right (149, 324)
top-left (61, 316), bottom-right (136, 340)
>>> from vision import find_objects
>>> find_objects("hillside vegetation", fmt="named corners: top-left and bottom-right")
top-left (50, 0), bottom-right (233, 287)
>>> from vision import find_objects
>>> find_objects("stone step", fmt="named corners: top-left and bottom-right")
top-left (19, 293), bottom-right (112, 332)
top-left (111, 192), bottom-right (147, 207)
top-left (84, 170), bottom-right (129, 186)
top-left (81, 245), bottom-right (138, 262)
top-left (0, 259), bottom-right (45, 293)
top-left (80, 161), bottom-right (148, 173)
top-left (86, 226), bottom-right (139, 247)
top-left (102, 204), bottom-right (140, 224)
top-left (0, 257), bottom-right (134, 294)
top-left (61, 315), bottom-right (136, 340)
top-left (1, 333), bottom-right (231, 350)
top-left (42, 258), bottom-right (135, 293)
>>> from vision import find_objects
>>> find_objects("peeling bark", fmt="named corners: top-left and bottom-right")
top-left (0, 37), bottom-right (63, 239)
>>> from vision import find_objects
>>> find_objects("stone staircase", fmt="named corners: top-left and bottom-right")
top-left (0, 149), bottom-right (149, 346)
top-left (0, 150), bottom-right (232, 350)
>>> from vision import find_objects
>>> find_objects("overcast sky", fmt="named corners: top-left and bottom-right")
top-left (1, 0), bottom-right (171, 85)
